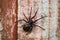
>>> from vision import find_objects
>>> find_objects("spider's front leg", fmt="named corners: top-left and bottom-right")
top-left (28, 7), bottom-right (32, 20)
top-left (30, 8), bottom-right (38, 20)
top-left (19, 19), bottom-right (27, 23)
top-left (23, 13), bottom-right (28, 21)
top-left (15, 19), bottom-right (27, 23)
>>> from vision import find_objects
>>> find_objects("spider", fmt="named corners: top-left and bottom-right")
top-left (17, 7), bottom-right (47, 35)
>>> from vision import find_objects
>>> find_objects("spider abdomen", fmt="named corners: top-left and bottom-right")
top-left (23, 24), bottom-right (33, 32)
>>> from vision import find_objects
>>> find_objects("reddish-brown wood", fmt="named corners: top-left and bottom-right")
top-left (1, 0), bottom-right (18, 40)
top-left (56, 0), bottom-right (60, 40)
top-left (0, 0), bottom-right (2, 21)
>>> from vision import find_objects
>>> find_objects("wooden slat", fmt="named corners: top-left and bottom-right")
top-left (56, 0), bottom-right (60, 40)
top-left (18, 0), bottom-right (58, 40)
top-left (1, 0), bottom-right (18, 40)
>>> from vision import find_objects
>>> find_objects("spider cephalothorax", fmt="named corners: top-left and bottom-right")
top-left (18, 7), bottom-right (47, 34)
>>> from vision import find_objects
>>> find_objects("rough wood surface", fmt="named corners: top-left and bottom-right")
top-left (0, 0), bottom-right (2, 21)
top-left (56, 0), bottom-right (60, 40)
top-left (0, 0), bottom-right (59, 40)
top-left (18, 0), bottom-right (58, 40)
top-left (1, 0), bottom-right (18, 40)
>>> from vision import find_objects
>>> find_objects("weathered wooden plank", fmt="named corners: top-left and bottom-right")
top-left (56, 0), bottom-right (60, 40)
top-left (18, 0), bottom-right (58, 40)
top-left (1, 0), bottom-right (18, 40)
top-left (0, 0), bottom-right (2, 21)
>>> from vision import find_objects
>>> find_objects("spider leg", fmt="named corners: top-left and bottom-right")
top-left (34, 16), bottom-right (47, 23)
top-left (31, 8), bottom-right (38, 19)
top-left (26, 32), bottom-right (31, 35)
top-left (29, 7), bottom-right (32, 20)
top-left (15, 19), bottom-right (27, 23)
top-left (34, 24), bottom-right (45, 30)
top-left (23, 12), bottom-right (28, 21)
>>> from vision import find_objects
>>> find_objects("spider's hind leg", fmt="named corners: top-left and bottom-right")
top-left (26, 32), bottom-right (31, 35)
top-left (33, 16), bottom-right (47, 23)
top-left (34, 24), bottom-right (45, 30)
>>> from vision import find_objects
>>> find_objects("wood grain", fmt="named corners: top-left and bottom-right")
top-left (18, 0), bottom-right (58, 40)
top-left (56, 0), bottom-right (60, 40)
top-left (1, 0), bottom-right (18, 40)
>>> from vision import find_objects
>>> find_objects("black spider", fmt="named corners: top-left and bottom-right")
top-left (17, 7), bottom-right (47, 35)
